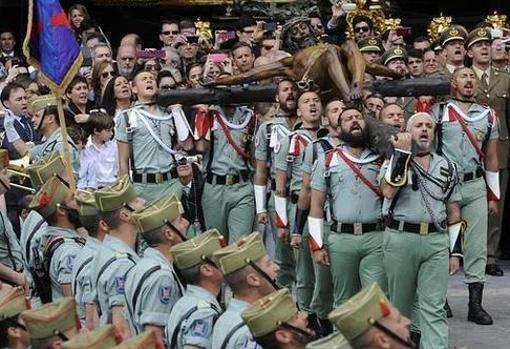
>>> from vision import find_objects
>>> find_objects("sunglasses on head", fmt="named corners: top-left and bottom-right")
top-left (354, 26), bottom-right (370, 33)
top-left (162, 30), bottom-right (179, 35)
top-left (101, 71), bottom-right (114, 79)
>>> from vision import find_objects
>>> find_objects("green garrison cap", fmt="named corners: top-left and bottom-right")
top-left (212, 232), bottom-right (266, 275)
top-left (0, 286), bottom-right (30, 320)
top-left (241, 288), bottom-right (297, 338)
top-left (111, 329), bottom-right (162, 349)
top-left (94, 175), bottom-right (137, 212)
top-left (466, 27), bottom-right (492, 49)
top-left (27, 151), bottom-right (66, 190)
top-left (381, 47), bottom-right (408, 65)
top-left (75, 189), bottom-right (99, 217)
top-left (30, 94), bottom-right (58, 114)
top-left (62, 324), bottom-right (120, 349)
top-left (131, 194), bottom-right (183, 233)
top-left (357, 37), bottom-right (383, 53)
top-left (329, 283), bottom-right (391, 341)
top-left (171, 229), bottom-right (225, 270)
top-left (440, 24), bottom-right (467, 47)
top-left (306, 332), bottom-right (353, 349)
top-left (29, 175), bottom-right (70, 218)
top-left (21, 297), bottom-right (77, 339)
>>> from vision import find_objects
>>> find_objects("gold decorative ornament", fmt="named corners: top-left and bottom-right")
top-left (428, 13), bottom-right (452, 42)
top-left (345, 0), bottom-right (386, 38)
top-left (195, 18), bottom-right (212, 41)
top-left (485, 11), bottom-right (508, 29)
top-left (381, 17), bottom-right (402, 33)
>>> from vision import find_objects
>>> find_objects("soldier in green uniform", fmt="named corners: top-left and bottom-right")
top-left (430, 25), bottom-right (468, 79)
top-left (0, 150), bottom-right (25, 286)
top-left (291, 98), bottom-right (344, 335)
top-left (380, 112), bottom-right (462, 349)
top-left (21, 297), bottom-right (78, 348)
top-left (124, 195), bottom-right (187, 341)
top-left (0, 285), bottom-right (31, 349)
top-left (431, 67), bottom-right (498, 325)
top-left (309, 108), bottom-right (387, 311)
top-left (92, 176), bottom-right (146, 336)
top-left (19, 152), bottom-right (65, 300)
top-left (195, 102), bottom-right (255, 243)
top-left (253, 78), bottom-right (299, 290)
top-left (29, 175), bottom-right (84, 302)
top-left (241, 288), bottom-right (316, 349)
top-left (466, 27), bottom-right (510, 276)
top-left (165, 230), bottom-right (224, 349)
top-left (274, 91), bottom-right (322, 315)
top-left (358, 37), bottom-right (384, 64)
top-left (116, 70), bottom-right (193, 202)
top-left (61, 324), bottom-right (120, 349)
top-left (27, 95), bottom-right (80, 173)
top-left (71, 190), bottom-right (107, 331)
top-left (211, 232), bottom-right (279, 349)
top-left (329, 283), bottom-right (414, 349)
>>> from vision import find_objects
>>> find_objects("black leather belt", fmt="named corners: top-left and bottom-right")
top-left (132, 172), bottom-right (173, 184)
top-left (387, 219), bottom-right (444, 235)
top-left (206, 172), bottom-right (250, 185)
top-left (463, 167), bottom-right (484, 182)
top-left (331, 221), bottom-right (381, 235)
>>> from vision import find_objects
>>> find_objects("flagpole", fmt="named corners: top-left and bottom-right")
top-left (54, 91), bottom-right (76, 191)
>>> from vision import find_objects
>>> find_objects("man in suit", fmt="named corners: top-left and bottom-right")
top-left (468, 28), bottom-right (510, 276)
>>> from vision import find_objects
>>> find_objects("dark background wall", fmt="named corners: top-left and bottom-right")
top-left (2, 0), bottom-right (510, 49)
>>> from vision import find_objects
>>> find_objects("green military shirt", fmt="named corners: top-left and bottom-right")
top-left (254, 116), bottom-right (295, 178)
top-left (275, 129), bottom-right (316, 193)
top-left (115, 103), bottom-right (175, 173)
top-left (302, 135), bottom-right (337, 175)
top-left (30, 128), bottom-right (80, 173)
top-left (311, 145), bottom-right (383, 223)
top-left (206, 106), bottom-right (253, 176)
top-left (380, 154), bottom-right (461, 225)
top-left (19, 211), bottom-right (46, 271)
top-left (473, 66), bottom-right (510, 168)
top-left (431, 100), bottom-right (499, 175)
top-left (0, 210), bottom-right (24, 272)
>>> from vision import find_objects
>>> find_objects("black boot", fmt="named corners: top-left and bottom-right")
top-left (318, 317), bottom-right (333, 336)
top-left (467, 283), bottom-right (493, 325)
top-left (444, 299), bottom-right (453, 318)
top-left (410, 331), bottom-right (421, 349)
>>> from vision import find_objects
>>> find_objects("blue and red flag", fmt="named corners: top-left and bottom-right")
top-left (22, 0), bottom-right (82, 91)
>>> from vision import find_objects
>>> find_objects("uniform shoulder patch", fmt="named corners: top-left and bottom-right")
top-left (114, 276), bottom-right (126, 294)
top-left (64, 254), bottom-right (76, 270)
top-left (159, 286), bottom-right (172, 304)
top-left (190, 319), bottom-right (209, 337)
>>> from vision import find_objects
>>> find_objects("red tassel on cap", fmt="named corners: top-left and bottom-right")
top-left (75, 314), bottom-right (82, 331)
top-left (379, 299), bottom-right (391, 317)
top-left (155, 340), bottom-right (165, 349)
top-left (24, 297), bottom-right (32, 310)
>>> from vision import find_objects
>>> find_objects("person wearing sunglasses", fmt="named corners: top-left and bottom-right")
top-left (352, 15), bottom-right (374, 42)
top-left (91, 61), bottom-right (116, 106)
top-left (159, 20), bottom-right (180, 48)
top-left (124, 195), bottom-right (188, 341)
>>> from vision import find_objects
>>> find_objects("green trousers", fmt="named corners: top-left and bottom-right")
top-left (460, 178), bottom-right (487, 284)
top-left (268, 192), bottom-right (296, 289)
top-left (288, 202), bottom-right (315, 312)
top-left (134, 178), bottom-right (180, 203)
top-left (328, 230), bottom-right (386, 307)
top-left (383, 228), bottom-right (449, 349)
top-left (310, 223), bottom-right (334, 319)
top-left (202, 181), bottom-right (255, 243)
top-left (487, 168), bottom-right (508, 264)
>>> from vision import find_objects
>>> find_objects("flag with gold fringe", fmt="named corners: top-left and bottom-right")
top-left (22, 0), bottom-right (82, 91)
